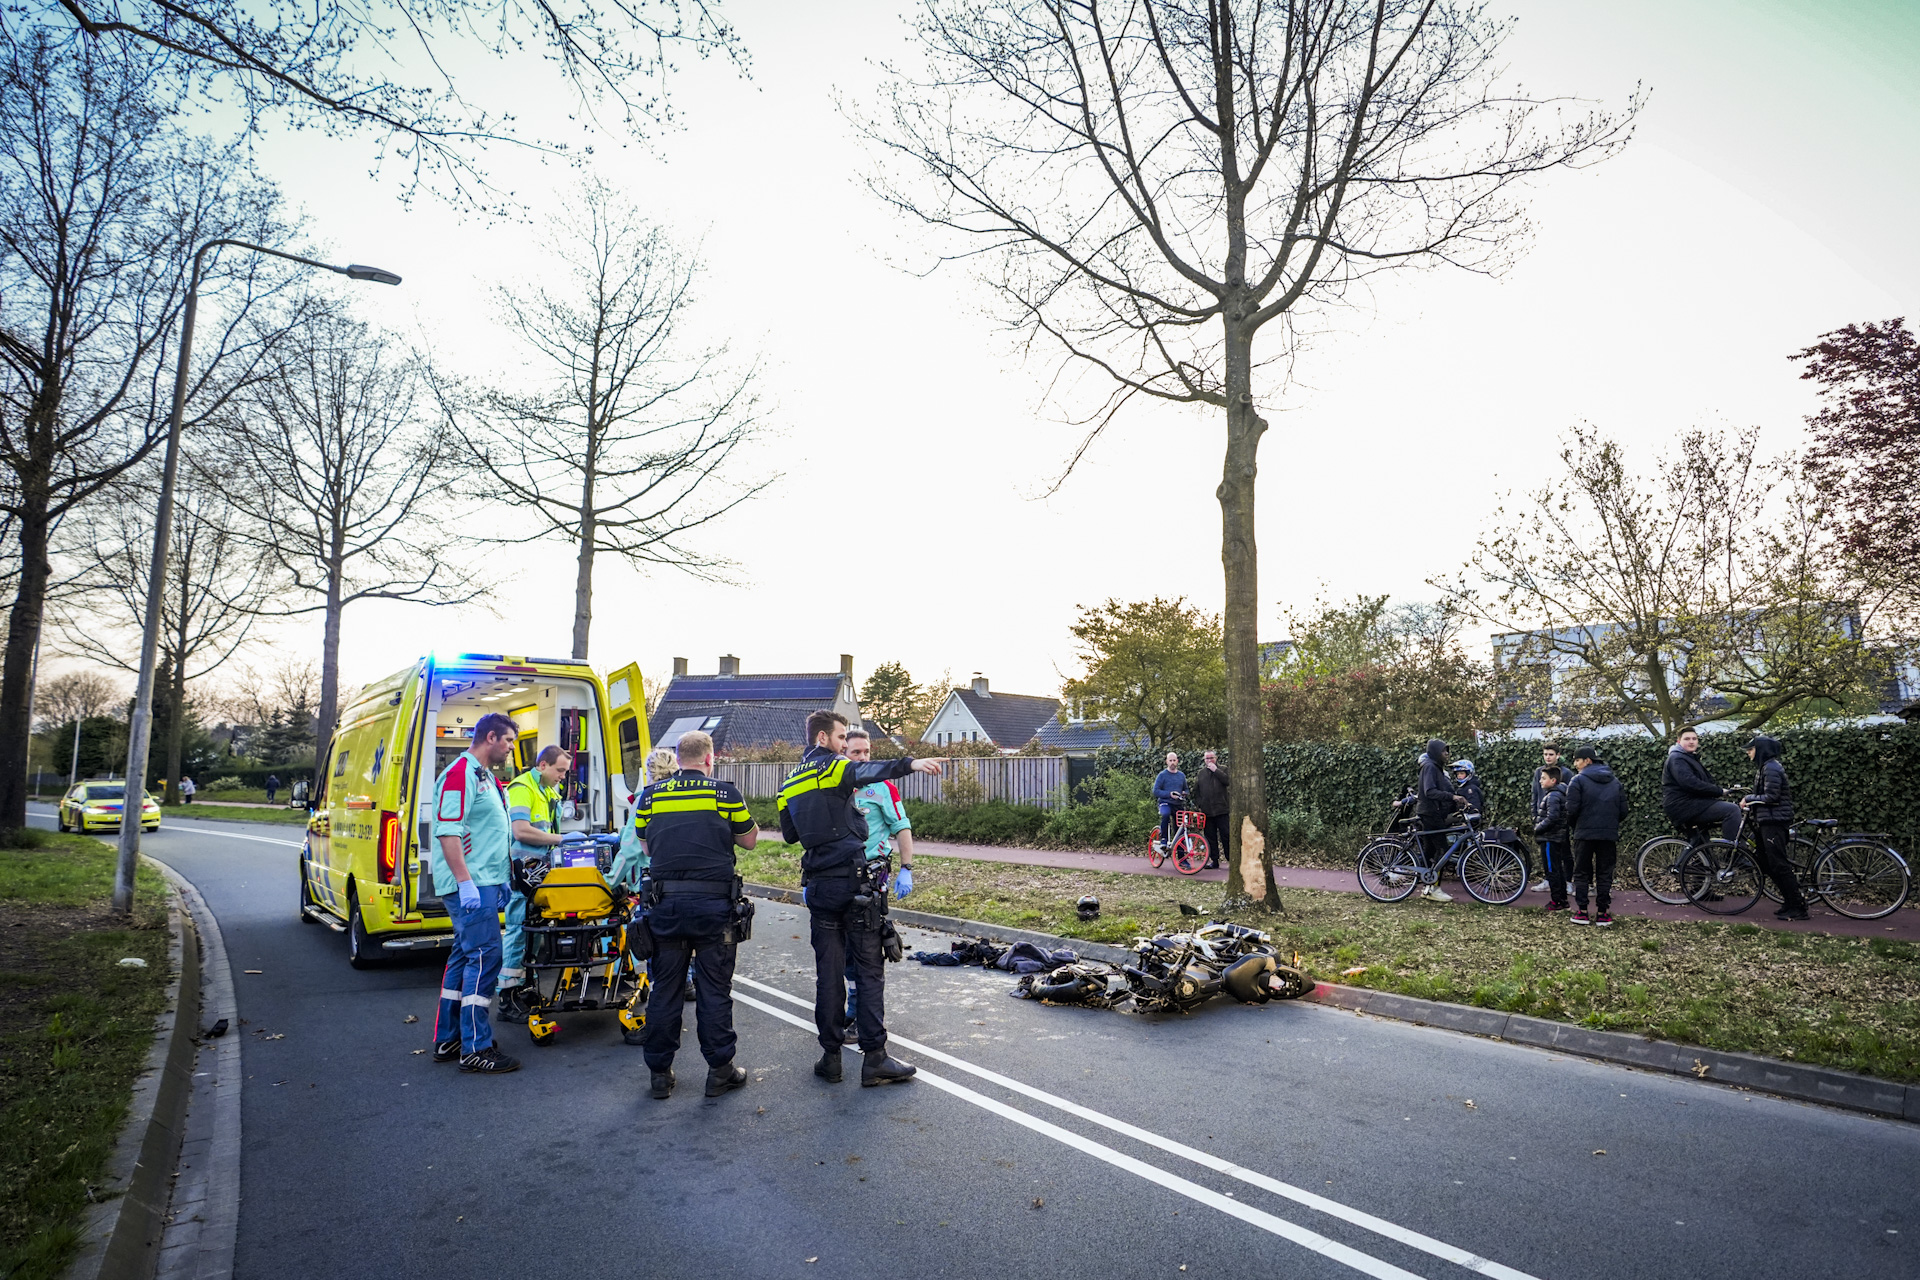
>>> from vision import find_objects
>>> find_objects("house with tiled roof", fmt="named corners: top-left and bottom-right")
top-left (921, 675), bottom-right (1060, 752)
top-left (648, 654), bottom-right (862, 755)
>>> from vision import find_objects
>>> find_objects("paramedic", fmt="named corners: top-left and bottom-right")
top-left (841, 727), bottom-right (915, 1038)
top-left (430, 712), bottom-right (521, 1075)
top-left (496, 746), bottom-right (572, 1023)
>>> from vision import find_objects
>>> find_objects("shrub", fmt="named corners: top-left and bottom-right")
top-left (943, 760), bottom-right (986, 808)
top-left (203, 776), bottom-right (245, 793)
top-left (901, 799), bottom-right (1047, 845)
top-left (1036, 771), bottom-right (1156, 848)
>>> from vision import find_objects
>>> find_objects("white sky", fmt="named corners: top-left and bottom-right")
top-left (109, 0), bottom-right (1920, 707)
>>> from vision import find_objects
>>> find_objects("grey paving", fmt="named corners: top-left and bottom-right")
top-left (39, 808), bottom-right (1917, 1280)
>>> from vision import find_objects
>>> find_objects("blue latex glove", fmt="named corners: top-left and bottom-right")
top-left (456, 879), bottom-right (481, 910)
top-left (894, 867), bottom-right (912, 899)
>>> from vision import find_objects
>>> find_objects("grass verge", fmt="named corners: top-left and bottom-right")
top-left (738, 841), bottom-right (1920, 1083)
top-left (0, 828), bottom-right (172, 1280)
top-left (163, 804), bottom-right (309, 827)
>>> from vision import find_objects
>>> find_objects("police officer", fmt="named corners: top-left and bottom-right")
top-left (842, 728), bottom-right (915, 1040)
top-left (496, 745), bottom-right (572, 1023)
top-left (779, 709), bottom-right (942, 1087)
top-left (634, 729), bottom-right (758, 1100)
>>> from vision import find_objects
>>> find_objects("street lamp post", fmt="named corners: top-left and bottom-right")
top-left (112, 240), bottom-right (401, 913)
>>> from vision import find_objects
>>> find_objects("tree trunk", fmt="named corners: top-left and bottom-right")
top-left (571, 465), bottom-right (596, 661)
top-left (316, 554), bottom-right (343, 781)
top-left (0, 508), bottom-right (52, 831)
top-left (1217, 319), bottom-right (1282, 910)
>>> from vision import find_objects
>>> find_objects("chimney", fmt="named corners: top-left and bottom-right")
top-left (718, 654), bottom-right (739, 677)
top-left (840, 654), bottom-right (854, 677)
top-left (672, 657), bottom-right (688, 678)
top-left (971, 673), bottom-right (990, 697)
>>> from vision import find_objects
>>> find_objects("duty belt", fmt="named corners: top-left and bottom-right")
top-left (655, 880), bottom-right (733, 897)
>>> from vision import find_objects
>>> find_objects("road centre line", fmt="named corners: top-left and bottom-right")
top-left (737, 975), bottom-right (1537, 1280)
top-left (28, 807), bottom-right (304, 849)
top-left (731, 990), bottom-right (1425, 1280)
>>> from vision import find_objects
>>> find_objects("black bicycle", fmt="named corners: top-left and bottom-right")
top-left (1356, 812), bottom-right (1528, 906)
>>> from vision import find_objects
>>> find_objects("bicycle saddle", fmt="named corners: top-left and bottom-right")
top-left (1798, 818), bottom-right (1839, 828)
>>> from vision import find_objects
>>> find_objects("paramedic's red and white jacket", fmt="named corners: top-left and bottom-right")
top-left (429, 749), bottom-right (513, 895)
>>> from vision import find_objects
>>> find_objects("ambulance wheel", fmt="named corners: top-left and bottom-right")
top-left (347, 894), bottom-right (383, 970)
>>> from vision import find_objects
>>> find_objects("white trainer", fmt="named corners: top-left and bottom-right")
top-left (1419, 885), bottom-right (1454, 903)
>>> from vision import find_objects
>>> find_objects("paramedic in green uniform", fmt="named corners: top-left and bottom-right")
top-left (429, 712), bottom-right (521, 1074)
top-left (496, 746), bottom-right (572, 1023)
top-left (841, 728), bottom-right (913, 1038)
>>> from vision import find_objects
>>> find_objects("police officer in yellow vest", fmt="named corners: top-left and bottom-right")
top-left (497, 745), bottom-right (572, 1023)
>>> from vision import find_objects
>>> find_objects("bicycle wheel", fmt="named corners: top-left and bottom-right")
top-left (1461, 841), bottom-right (1527, 905)
top-left (1761, 837), bottom-right (1823, 904)
top-left (1173, 832), bottom-right (1210, 875)
top-left (1635, 836), bottom-right (1700, 906)
top-left (1683, 841), bottom-right (1762, 915)
top-left (1814, 840), bottom-right (1912, 920)
top-left (1145, 829), bottom-right (1166, 868)
top-left (1357, 838), bottom-right (1421, 903)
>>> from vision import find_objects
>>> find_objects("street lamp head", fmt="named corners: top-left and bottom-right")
top-left (343, 264), bottom-right (403, 286)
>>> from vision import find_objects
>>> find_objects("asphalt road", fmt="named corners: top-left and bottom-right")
top-left (40, 808), bottom-right (1918, 1280)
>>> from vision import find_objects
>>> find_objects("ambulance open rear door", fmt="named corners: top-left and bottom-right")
top-left (603, 663), bottom-right (651, 818)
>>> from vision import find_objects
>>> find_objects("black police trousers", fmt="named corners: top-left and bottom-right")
top-left (807, 878), bottom-right (886, 1055)
top-left (642, 937), bottom-right (737, 1071)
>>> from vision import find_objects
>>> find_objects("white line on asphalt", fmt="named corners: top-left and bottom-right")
top-left (730, 990), bottom-right (1424, 1280)
top-left (27, 808), bottom-right (302, 849)
top-left (737, 975), bottom-right (1536, 1280)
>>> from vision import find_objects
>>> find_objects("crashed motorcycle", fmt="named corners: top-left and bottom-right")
top-left (1021, 920), bottom-right (1314, 1013)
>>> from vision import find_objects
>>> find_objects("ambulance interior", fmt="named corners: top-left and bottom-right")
top-left (421, 670), bottom-right (615, 837)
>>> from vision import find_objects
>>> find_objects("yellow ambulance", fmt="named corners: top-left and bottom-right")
top-left (298, 652), bottom-right (652, 968)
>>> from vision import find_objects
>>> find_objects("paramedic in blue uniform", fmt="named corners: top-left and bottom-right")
top-left (779, 709), bottom-right (942, 1087)
top-left (634, 729), bottom-right (758, 1100)
top-left (429, 712), bottom-right (521, 1074)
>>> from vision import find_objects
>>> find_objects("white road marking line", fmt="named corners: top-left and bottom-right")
top-left (738, 975), bottom-right (1536, 1280)
top-left (730, 990), bottom-right (1423, 1280)
top-left (28, 808), bottom-right (303, 849)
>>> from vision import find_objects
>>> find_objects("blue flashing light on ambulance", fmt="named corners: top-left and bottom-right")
top-left (298, 652), bottom-right (651, 968)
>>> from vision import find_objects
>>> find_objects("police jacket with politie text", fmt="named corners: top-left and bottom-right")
top-left (1564, 762), bottom-right (1630, 840)
top-left (634, 770), bottom-right (755, 939)
top-left (1660, 746), bottom-right (1725, 824)
top-left (1742, 737), bottom-right (1794, 824)
top-left (778, 744), bottom-right (919, 878)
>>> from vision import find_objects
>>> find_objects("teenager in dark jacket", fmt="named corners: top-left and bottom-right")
top-left (1451, 760), bottom-right (1486, 819)
top-left (1415, 739), bottom-right (1465, 902)
top-left (1532, 766), bottom-right (1571, 911)
top-left (1526, 743), bottom-right (1567, 892)
top-left (1563, 745), bottom-right (1629, 925)
top-left (1661, 727), bottom-right (1740, 843)
top-left (1742, 735), bottom-right (1808, 920)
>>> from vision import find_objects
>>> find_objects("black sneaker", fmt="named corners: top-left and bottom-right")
top-left (650, 1069), bottom-right (675, 1100)
top-left (814, 1050), bottom-right (843, 1083)
top-left (705, 1063), bottom-right (748, 1097)
top-left (495, 986), bottom-right (530, 1025)
top-left (861, 1052), bottom-right (917, 1087)
top-left (432, 1038), bottom-right (460, 1064)
top-left (458, 1044), bottom-right (521, 1074)
top-left (1594, 911), bottom-right (1614, 927)
top-left (1775, 906), bottom-right (1810, 921)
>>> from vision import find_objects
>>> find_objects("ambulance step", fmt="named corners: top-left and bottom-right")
top-left (303, 905), bottom-right (346, 932)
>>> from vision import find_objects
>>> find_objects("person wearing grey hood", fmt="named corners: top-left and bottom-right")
top-left (1742, 735), bottom-right (1809, 920)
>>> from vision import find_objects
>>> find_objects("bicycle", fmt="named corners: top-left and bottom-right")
top-left (1355, 811), bottom-right (1527, 905)
top-left (1634, 808), bottom-right (1802, 907)
top-left (1677, 810), bottom-right (1771, 916)
top-left (1772, 819), bottom-right (1911, 920)
top-left (1147, 796), bottom-right (1211, 876)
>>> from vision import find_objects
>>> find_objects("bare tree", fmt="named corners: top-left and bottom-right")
top-left (858, 0), bottom-right (1635, 906)
top-left (210, 310), bottom-right (480, 759)
top-left (449, 181), bottom-right (770, 660)
top-left (53, 464), bottom-right (272, 801)
top-left (0, 29), bottom-right (297, 830)
top-left (33, 666), bottom-right (118, 785)
top-left (26, 0), bottom-right (749, 201)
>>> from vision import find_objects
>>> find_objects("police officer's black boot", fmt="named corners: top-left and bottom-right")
top-left (814, 1049), bottom-right (843, 1083)
top-left (649, 1068), bottom-right (674, 1100)
top-left (705, 1062), bottom-right (748, 1097)
top-left (861, 1050), bottom-right (917, 1087)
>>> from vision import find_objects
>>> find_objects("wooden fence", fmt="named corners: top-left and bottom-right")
top-left (717, 755), bottom-right (1068, 809)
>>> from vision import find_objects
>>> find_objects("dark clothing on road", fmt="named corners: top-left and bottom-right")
top-left (1190, 765), bottom-right (1230, 816)
top-left (1573, 838), bottom-right (1617, 914)
top-left (1754, 819), bottom-right (1809, 911)
top-left (643, 939), bottom-right (738, 1070)
top-left (1743, 738), bottom-right (1795, 824)
top-left (1417, 740), bottom-right (1458, 821)
top-left (1565, 762), bottom-right (1630, 840)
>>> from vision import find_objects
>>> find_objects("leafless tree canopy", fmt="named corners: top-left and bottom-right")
top-left (860, 0), bottom-right (1635, 904)
top-left (24, 0), bottom-right (749, 202)
top-left (33, 667), bottom-right (120, 729)
top-left (209, 309), bottom-right (480, 752)
top-left (452, 181), bottom-right (769, 660)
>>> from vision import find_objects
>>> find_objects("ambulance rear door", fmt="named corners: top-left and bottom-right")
top-left (603, 662), bottom-right (650, 819)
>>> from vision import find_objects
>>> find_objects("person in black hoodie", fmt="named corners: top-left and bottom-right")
top-left (1189, 750), bottom-right (1231, 870)
top-left (1742, 735), bottom-right (1809, 920)
top-left (1661, 727), bottom-right (1740, 844)
top-left (1562, 745), bottom-right (1630, 925)
top-left (1416, 739), bottom-right (1467, 903)
top-left (1532, 766), bottom-right (1571, 912)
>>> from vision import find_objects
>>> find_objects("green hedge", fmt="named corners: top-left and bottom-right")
top-left (1097, 724), bottom-right (1920, 854)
